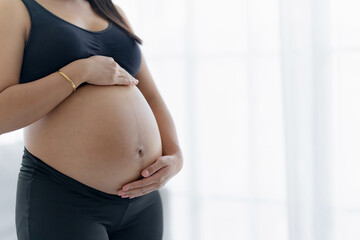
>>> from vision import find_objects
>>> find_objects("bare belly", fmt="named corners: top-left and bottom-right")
top-left (23, 83), bottom-right (162, 195)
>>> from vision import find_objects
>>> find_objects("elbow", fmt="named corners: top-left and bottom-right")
top-left (0, 118), bottom-right (6, 135)
top-left (175, 150), bottom-right (184, 174)
top-left (0, 112), bottom-right (4, 135)
top-left (0, 105), bottom-right (9, 135)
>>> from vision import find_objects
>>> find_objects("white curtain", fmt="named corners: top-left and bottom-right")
top-left (1, 0), bottom-right (360, 239)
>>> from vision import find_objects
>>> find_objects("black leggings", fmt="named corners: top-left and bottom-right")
top-left (15, 147), bottom-right (163, 240)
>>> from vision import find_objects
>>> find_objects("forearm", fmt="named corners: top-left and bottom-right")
top-left (0, 65), bottom-right (85, 135)
top-left (148, 95), bottom-right (183, 161)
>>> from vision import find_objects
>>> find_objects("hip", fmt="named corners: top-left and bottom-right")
top-left (15, 147), bottom-right (163, 239)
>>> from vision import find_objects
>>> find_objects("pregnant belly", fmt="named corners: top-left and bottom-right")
top-left (23, 83), bottom-right (162, 195)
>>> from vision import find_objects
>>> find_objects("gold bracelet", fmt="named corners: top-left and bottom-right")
top-left (56, 70), bottom-right (76, 92)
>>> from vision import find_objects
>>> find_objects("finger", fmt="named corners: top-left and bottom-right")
top-left (120, 167), bottom-right (169, 194)
top-left (119, 176), bottom-right (156, 193)
top-left (141, 157), bottom-right (166, 177)
top-left (130, 77), bottom-right (138, 85)
top-left (125, 72), bottom-right (133, 85)
top-left (115, 68), bottom-right (128, 85)
top-left (123, 75), bottom-right (137, 85)
top-left (132, 77), bottom-right (139, 85)
top-left (121, 75), bottom-right (133, 86)
top-left (126, 71), bottom-right (138, 85)
top-left (115, 68), bottom-right (132, 85)
top-left (118, 67), bottom-right (136, 85)
top-left (121, 183), bottom-right (159, 199)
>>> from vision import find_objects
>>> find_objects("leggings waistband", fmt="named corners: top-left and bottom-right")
top-left (20, 146), bottom-right (140, 202)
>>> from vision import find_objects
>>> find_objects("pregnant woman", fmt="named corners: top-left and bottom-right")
top-left (0, 0), bottom-right (183, 239)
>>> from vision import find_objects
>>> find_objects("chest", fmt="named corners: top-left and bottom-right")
top-left (20, 18), bottom-right (142, 83)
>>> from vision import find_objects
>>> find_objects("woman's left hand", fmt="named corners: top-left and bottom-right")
top-left (117, 153), bottom-right (183, 199)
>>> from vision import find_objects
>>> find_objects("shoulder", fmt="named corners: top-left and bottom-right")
top-left (113, 3), bottom-right (135, 33)
top-left (113, 3), bottom-right (126, 18)
top-left (0, 0), bottom-right (27, 17)
top-left (0, 0), bottom-right (29, 42)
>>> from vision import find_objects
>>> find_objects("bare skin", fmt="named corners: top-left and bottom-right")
top-left (22, 0), bottom-right (163, 195)
top-left (0, 0), bottom-right (183, 198)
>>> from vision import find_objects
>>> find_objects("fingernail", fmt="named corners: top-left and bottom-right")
top-left (123, 186), bottom-right (130, 191)
top-left (121, 195), bottom-right (128, 198)
top-left (143, 170), bottom-right (149, 177)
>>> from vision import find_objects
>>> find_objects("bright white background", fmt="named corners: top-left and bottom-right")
top-left (1, 0), bottom-right (360, 239)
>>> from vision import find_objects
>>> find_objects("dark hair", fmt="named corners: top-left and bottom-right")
top-left (87, 0), bottom-right (143, 45)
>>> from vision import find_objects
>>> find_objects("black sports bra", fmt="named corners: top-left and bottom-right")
top-left (19, 0), bottom-right (142, 87)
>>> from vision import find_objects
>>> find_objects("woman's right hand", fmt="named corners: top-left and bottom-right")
top-left (69, 55), bottom-right (139, 86)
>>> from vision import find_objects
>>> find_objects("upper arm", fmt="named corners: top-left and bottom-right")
top-left (113, 4), bottom-right (163, 103)
top-left (0, 0), bottom-right (28, 93)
